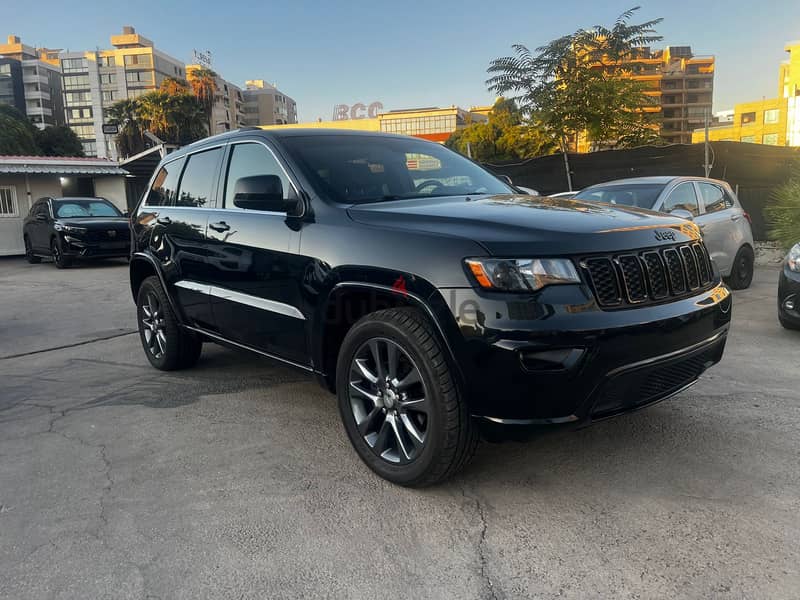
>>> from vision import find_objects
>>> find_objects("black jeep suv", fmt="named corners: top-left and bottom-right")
top-left (130, 129), bottom-right (732, 486)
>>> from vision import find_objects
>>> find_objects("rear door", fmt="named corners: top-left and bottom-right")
top-left (137, 148), bottom-right (223, 329)
top-left (29, 201), bottom-right (52, 252)
top-left (694, 181), bottom-right (737, 275)
top-left (203, 139), bottom-right (309, 365)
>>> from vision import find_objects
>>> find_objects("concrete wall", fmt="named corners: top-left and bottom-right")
top-left (94, 177), bottom-right (127, 211)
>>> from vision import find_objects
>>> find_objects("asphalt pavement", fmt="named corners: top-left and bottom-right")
top-left (0, 257), bottom-right (798, 599)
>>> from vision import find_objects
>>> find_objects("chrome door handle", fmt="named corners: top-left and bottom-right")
top-left (209, 221), bottom-right (231, 232)
top-left (156, 216), bottom-right (171, 225)
top-left (730, 214), bottom-right (741, 221)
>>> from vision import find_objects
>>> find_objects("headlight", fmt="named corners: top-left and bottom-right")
top-left (788, 243), bottom-right (800, 272)
top-left (54, 223), bottom-right (87, 234)
top-left (465, 258), bottom-right (581, 291)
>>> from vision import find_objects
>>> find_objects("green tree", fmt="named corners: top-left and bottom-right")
top-left (34, 125), bottom-right (84, 157)
top-left (106, 98), bottom-right (145, 157)
top-left (187, 67), bottom-right (218, 135)
top-left (486, 7), bottom-right (663, 187)
top-left (446, 99), bottom-right (556, 162)
top-left (0, 105), bottom-right (39, 155)
top-left (766, 164), bottom-right (800, 249)
top-left (159, 76), bottom-right (190, 95)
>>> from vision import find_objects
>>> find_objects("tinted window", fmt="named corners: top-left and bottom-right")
top-left (177, 149), bottom-right (222, 207)
top-left (698, 183), bottom-right (733, 214)
top-left (145, 157), bottom-right (185, 206)
top-left (224, 143), bottom-right (292, 208)
top-left (574, 184), bottom-right (665, 209)
top-left (662, 183), bottom-right (700, 216)
top-left (281, 135), bottom-right (513, 204)
top-left (53, 199), bottom-right (122, 218)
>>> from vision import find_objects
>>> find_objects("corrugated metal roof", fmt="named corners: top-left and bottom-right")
top-left (0, 156), bottom-right (129, 176)
top-left (0, 164), bottom-right (128, 175)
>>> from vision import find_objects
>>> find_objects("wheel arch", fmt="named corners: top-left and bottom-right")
top-left (129, 252), bottom-right (185, 325)
top-left (315, 281), bottom-right (465, 394)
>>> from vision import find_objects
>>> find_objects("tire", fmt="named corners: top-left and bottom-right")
top-left (725, 245), bottom-right (754, 290)
top-left (24, 236), bottom-right (41, 264)
top-left (51, 238), bottom-right (72, 269)
top-left (336, 307), bottom-right (478, 487)
top-left (136, 276), bottom-right (202, 370)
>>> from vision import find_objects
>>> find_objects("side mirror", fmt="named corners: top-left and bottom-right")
top-left (234, 175), bottom-right (297, 213)
top-left (499, 174), bottom-right (514, 186)
top-left (123, 210), bottom-right (130, 218)
top-left (670, 209), bottom-right (694, 221)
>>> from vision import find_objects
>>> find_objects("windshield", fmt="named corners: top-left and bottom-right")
top-left (280, 134), bottom-right (515, 204)
top-left (574, 183), bottom-right (666, 209)
top-left (54, 199), bottom-right (123, 218)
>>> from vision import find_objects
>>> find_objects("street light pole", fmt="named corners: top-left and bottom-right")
top-left (704, 108), bottom-right (711, 178)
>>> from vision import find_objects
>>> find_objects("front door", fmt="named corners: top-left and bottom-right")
top-left (203, 140), bottom-right (309, 365)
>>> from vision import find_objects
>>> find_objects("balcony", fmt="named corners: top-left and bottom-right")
top-left (22, 72), bottom-right (48, 85)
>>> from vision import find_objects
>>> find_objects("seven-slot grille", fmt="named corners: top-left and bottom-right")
top-left (582, 241), bottom-right (714, 308)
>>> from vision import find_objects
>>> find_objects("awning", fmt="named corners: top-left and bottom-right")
top-left (0, 164), bottom-right (128, 176)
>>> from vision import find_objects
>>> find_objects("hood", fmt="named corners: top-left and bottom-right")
top-left (58, 217), bottom-right (130, 230)
top-left (347, 194), bottom-right (700, 255)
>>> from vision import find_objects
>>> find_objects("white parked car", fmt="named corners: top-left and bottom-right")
top-left (574, 176), bottom-right (756, 289)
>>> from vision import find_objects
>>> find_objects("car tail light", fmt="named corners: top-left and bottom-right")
top-left (743, 212), bottom-right (752, 225)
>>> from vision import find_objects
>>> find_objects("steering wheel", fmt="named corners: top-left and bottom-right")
top-left (415, 179), bottom-right (446, 194)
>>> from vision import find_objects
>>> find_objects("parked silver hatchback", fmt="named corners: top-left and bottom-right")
top-left (574, 176), bottom-right (755, 289)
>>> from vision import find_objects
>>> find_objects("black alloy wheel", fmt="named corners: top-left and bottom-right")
top-left (336, 308), bottom-right (478, 487)
top-left (136, 276), bottom-right (202, 370)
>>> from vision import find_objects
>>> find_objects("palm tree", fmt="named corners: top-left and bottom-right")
top-left (159, 76), bottom-right (190, 95)
top-left (106, 98), bottom-right (145, 158)
top-left (187, 67), bottom-right (218, 136)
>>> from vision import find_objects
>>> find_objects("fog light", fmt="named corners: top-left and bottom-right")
top-left (785, 298), bottom-right (796, 311)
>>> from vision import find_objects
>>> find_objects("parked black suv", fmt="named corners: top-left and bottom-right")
top-left (23, 196), bottom-right (130, 267)
top-left (130, 129), bottom-right (732, 486)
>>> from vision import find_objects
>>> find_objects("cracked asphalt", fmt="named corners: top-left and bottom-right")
top-left (1, 257), bottom-right (799, 599)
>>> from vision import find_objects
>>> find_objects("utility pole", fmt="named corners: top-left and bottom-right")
top-left (703, 108), bottom-right (711, 178)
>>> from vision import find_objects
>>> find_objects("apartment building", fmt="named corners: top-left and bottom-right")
top-left (59, 26), bottom-right (187, 158)
top-left (692, 40), bottom-right (800, 146)
top-left (186, 65), bottom-right (246, 135)
top-left (0, 36), bottom-right (64, 129)
top-left (587, 45), bottom-right (714, 147)
top-left (242, 80), bottom-right (297, 126)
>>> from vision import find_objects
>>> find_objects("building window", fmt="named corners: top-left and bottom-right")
top-left (61, 58), bottom-right (88, 73)
top-left (741, 112), bottom-right (757, 125)
top-left (99, 56), bottom-right (116, 67)
top-left (740, 135), bottom-right (756, 143)
top-left (763, 133), bottom-right (779, 145)
top-left (0, 186), bottom-right (19, 218)
top-left (100, 73), bottom-right (116, 85)
top-left (102, 91), bottom-right (115, 103)
top-left (124, 54), bottom-right (152, 68)
top-left (764, 109), bottom-right (780, 124)
top-left (126, 71), bottom-right (154, 86)
top-left (63, 75), bottom-right (90, 90)
top-left (81, 141), bottom-right (97, 156)
top-left (65, 91), bottom-right (92, 105)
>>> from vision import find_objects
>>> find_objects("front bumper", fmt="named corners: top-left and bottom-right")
top-left (61, 233), bottom-right (130, 258)
top-left (778, 263), bottom-right (800, 325)
top-left (438, 281), bottom-right (732, 425)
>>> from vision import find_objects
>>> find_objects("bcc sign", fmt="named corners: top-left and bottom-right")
top-left (332, 102), bottom-right (384, 121)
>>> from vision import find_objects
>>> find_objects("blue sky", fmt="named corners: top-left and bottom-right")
top-left (6, 0), bottom-right (800, 121)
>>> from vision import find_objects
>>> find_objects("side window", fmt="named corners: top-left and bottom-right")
top-left (223, 143), bottom-right (292, 209)
top-left (698, 183), bottom-right (730, 214)
top-left (176, 148), bottom-right (223, 208)
top-left (145, 157), bottom-right (185, 207)
top-left (662, 183), bottom-right (700, 216)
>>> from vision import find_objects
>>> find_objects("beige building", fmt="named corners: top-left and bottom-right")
top-left (186, 65), bottom-right (246, 135)
top-left (0, 156), bottom-right (127, 256)
top-left (58, 26), bottom-right (187, 158)
top-left (692, 39), bottom-right (800, 146)
top-left (242, 80), bottom-right (297, 126)
top-left (0, 35), bottom-right (64, 129)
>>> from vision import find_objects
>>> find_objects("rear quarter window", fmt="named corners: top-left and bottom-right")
top-left (145, 157), bottom-right (185, 207)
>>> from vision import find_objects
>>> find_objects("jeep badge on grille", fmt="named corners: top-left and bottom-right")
top-left (654, 229), bottom-right (676, 242)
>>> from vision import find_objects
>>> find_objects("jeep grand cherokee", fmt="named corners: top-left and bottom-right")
top-left (129, 129), bottom-right (732, 486)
